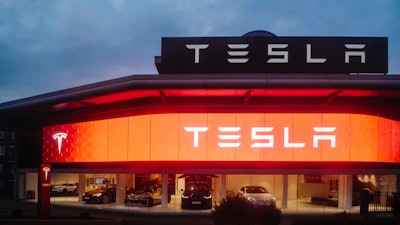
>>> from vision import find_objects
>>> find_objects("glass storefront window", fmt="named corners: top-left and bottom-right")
top-left (19, 172), bottom-right (396, 214)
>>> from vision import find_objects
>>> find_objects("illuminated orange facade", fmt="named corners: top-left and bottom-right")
top-left (43, 113), bottom-right (400, 163)
top-left (1, 32), bottom-right (399, 213)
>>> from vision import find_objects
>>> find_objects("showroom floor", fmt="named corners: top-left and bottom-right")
top-left (39, 195), bottom-right (367, 215)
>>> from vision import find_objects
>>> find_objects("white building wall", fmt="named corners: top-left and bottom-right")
top-left (26, 173), bottom-right (38, 200)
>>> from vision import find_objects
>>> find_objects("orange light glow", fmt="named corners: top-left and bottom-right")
top-left (43, 113), bottom-right (400, 163)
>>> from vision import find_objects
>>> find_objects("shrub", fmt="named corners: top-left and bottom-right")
top-left (258, 205), bottom-right (282, 225)
top-left (212, 196), bottom-right (282, 225)
top-left (212, 196), bottom-right (258, 225)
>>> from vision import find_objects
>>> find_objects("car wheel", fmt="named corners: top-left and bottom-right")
top-left (181, 202), bottom-right (187, 209)
top-left (62, 188), bottom-right (67, 194)
top-left (147, 198), bottom-right (153, 207)
top-left (205, 200), bottom-right (212, 209)
top-left (102, 195), bottom-right (110, 204)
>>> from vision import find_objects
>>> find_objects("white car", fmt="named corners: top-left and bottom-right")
top-left (52, 184), bottom-right (78, 193)
top-left (238, 186), bottom-right (276, 206)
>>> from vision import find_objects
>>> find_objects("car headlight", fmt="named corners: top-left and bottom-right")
top-left (93, 193), bottom-right (102, 197)
top-left (203, 194), bottom-right (212, 199)
top-left (181, 194), bottom-right (189, 199)
top-left (247, 197), bottom-right (256, 202)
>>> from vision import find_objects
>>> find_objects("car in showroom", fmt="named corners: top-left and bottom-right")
top-left (238, 185), bottom-right (276, 206)
top-left (125, 187), bottom-right (171, 207)
top-left (51, 183), bottom-right (78, 193)
top-left (82, 184), bottom-right (116, 204)
top-left (181, 182), bottom-right (212, 209)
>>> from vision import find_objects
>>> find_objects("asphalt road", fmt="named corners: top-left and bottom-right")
top-left (0, 198), bottom-right (292, 225)
top-left (0, 198), bottom-right (212, 225)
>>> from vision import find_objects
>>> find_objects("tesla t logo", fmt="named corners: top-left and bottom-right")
top-left (53, 132), bottom-right (67, 154)
top-left (184, 126), bottom-right (336, 149)
top-left (42, 167), bottom-right (50, 181)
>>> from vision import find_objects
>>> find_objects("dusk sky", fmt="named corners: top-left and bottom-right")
top-left (1, 0), bottom-right (399, 103)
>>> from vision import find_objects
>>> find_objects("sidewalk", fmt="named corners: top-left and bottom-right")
top-left (0, 198), bottom-right (122, 224)
top-left (0, 198), bottom-right (292, 225)
top-left (0, 198), bottom-right (211, 225)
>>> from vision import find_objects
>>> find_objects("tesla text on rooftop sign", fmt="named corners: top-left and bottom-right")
top-left (155, 36), bottom-right (388, 74)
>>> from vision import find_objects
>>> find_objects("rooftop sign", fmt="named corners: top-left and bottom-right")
top-left (155, 32), bottom-right (387, 74)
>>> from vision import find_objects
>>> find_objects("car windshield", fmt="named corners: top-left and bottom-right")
top-left (245, 186), bottom-right (268, 193)
top-left (133, 187), bottom-right (152, 194)
top-left (186, 183), bottom-right (209, 192)
top-left (94, 186), bottom-right (106, 190)
top-left (94, 185), bottom-right (114, 190)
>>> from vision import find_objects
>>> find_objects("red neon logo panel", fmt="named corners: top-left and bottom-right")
top-left (42, 113), bottom-right (400, 163)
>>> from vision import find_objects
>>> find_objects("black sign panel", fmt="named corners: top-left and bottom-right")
top-left (155, 36), bottom-right (387, 74)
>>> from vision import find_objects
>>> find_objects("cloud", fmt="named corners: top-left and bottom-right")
top-left (0, 0), bottom-right (399, 103)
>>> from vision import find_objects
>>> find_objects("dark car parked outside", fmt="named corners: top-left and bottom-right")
top-left (82, 184), bottom-right (116, 204)
top-left (181, 182), bottom-right (212, 209)
top-left (125, 187), bottom-right (171, 207)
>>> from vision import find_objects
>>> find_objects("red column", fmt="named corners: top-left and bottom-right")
top-left (38, 164), bottom-right (51, 219)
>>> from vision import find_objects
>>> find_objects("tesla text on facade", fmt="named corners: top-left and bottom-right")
top-left (184, 126), bottom-right (336, 148)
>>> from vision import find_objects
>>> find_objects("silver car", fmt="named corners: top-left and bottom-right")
top-left (238, 186), bottom-right (276, 206)
top-left (52, 183), bottom-right (77, 193)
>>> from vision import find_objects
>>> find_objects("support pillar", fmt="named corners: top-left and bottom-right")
top-left (397, 175), bottom-right (400, 192)
top-left (338, 175), bottom-right (353, 211)
top-left (162, 173), bottom-right (169, 209)
top-left (78, 173), bottom-right (85, 203)
top-left (282, 174), bottom-right (288, 209)
top-left (220, 174), bottom-right (226, 203)
top-left (116, 174), bottom-right (127, 205)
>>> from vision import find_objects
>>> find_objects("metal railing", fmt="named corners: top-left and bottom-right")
top-left (368, 192), bottom-right (396, 213)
